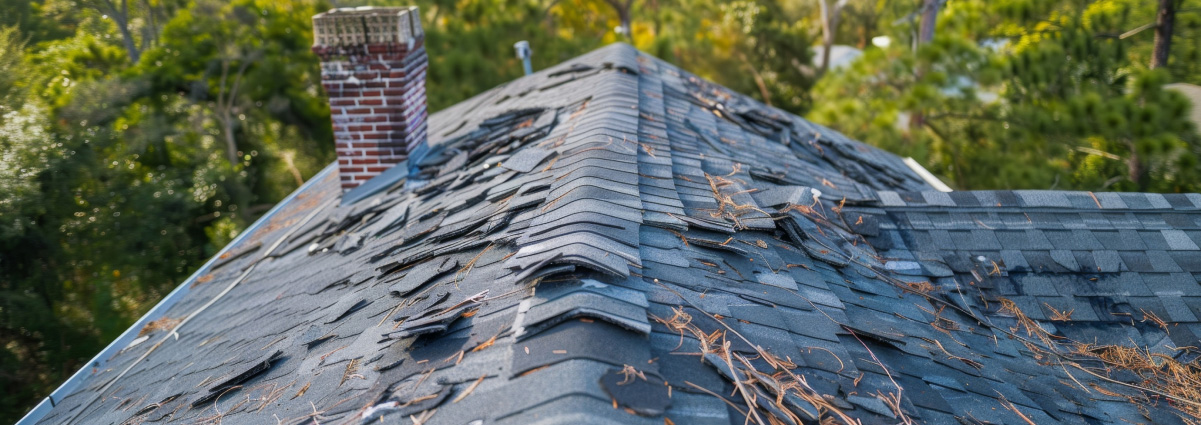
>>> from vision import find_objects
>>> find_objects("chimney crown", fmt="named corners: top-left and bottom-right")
top-left (313, 6), bottom-right (424, 48)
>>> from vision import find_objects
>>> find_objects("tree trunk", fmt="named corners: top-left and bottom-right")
top-left (213, 50), bottom-right (259, 166)
top-left (221, 116), bottom-right (238, 165)
top-left (910, 0), bottom-right (941, 130)
top-left (603, 0), bottom-right (634, 43)
top-left (93, 0), bottom-right (141, 63)
top-left (619, 7), bottom-right (633, 43)
top-left (738, 53), bottom-right (772, 106)
top-left (1151, 0), bottom-right (1176, 69)
top-left (817, 0), bottom-right (844, 76)
top-left (918, 0), bottom-right (941, 45)
top-left (114, 16), bottom-right (141, 63)
top-left (1126, 140), bottom-right (1150, 191)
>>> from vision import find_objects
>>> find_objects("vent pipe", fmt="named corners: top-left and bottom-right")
top-left (514, 40), bottom-right (532, 75)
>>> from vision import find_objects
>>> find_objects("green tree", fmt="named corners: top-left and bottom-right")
top-left (810, 0), bottom-right (1201, 191)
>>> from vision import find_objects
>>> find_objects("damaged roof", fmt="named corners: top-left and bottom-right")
top-left (27, 43), bottom-right (1201, 425)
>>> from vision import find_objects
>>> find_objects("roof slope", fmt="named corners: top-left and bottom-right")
top-left (31, 43), bottom-right (1201, 425)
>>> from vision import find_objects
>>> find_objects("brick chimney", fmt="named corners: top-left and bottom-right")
top-left (312, 6), bottom-right (428, 190)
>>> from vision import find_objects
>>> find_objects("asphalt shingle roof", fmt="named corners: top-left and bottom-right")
top-left (29, 43), bottom-right (1201, 425)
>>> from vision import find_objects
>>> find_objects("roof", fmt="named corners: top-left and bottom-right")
top-left (26, 43), bottom-right (1201, 425)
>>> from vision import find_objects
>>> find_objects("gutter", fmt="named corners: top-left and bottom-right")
top-left (16, 163), bottom-right (335, 425)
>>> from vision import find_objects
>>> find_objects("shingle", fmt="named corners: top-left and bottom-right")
top-left (1093, 192), bottom-right (1128, 209)
top-left (1163, 214), bottom-right (1200, 229)
top-left (1163, 194), bottom-right (1198, 210)
top-left (972, 191), bottom-right (1001, 206)
top-left (1188, 193), bottom-right (1201, 209)
top-left (519, 292), bottom-right (651, 338)
top-left (1044, 230), bottom-right (1104, 250)
top-left (1103, 212), bottom-right (1144, 229)
top-left (510, 319), bottom-right (650, 376)
top-left (1093, 250), bottom-right (1123, 273)
top-left (1142, 273), bottom-right (1201, 296)
top-left (750, 185), bottom-right (815, 207)
top-left (1145, 193), bottom-right (1173, 209)
top-left (1147, 251), bottom-right (1184, 273)
top-left (1000, 250), bottom-right (1031, 272)
top-left (1159, 296), bottom-right (1200, 322)
top-left (1016, 190), bottom-right (1072, 208)
top-left (1078, 212), bottom-right (1114, 229)
top-left (995, 230), bottom-right (1055, 250)
top-left (1119, 251), bottom-right (1155, 272)
top-left (948, 191), bottom-right (981, 207)
top-left (905, 211), bottom-right (933, 228)
top-left (1049, 250), bottom-right (1080, 271)
top-left (1013, 275), bottom-right (1060, 296)
top-left (1170, 251), bottom-right (1201, 272)
top-left (1119, 193), bottom-right (1155, 209)
top-left (1093, 229), bottom-right (1145, 250)
top-left (922, 191), bottom-right (956, 206)
top-left (1066, 192), bottom-right (1103, 209)
top-left (950, 230), bottom-right (1002, 250)
top-left (1139, 230), bottom-right (1172, 250)
top-left (1136, 212), bottom-right (1171, 229)
top-left (1162, 229), bottom-right (1200, 250)
top-left (598, 367), bottom-right (672, 416)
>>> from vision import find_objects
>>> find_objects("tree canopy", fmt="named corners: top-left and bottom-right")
top-left (1, 0), bottom-right (1198, 421)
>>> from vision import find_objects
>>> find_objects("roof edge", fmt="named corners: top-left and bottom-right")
top-left (902, 157), bottom-right (953, 192)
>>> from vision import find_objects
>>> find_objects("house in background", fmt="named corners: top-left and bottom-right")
top-left (810, 44), bottom-right (863, 71)
top-left (20, 6), bottom-right (1201, 425)
top-left (1167, 83), bottom-right (1201, 131)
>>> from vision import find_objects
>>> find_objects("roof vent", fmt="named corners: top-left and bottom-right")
top-left (514, 40), bottom-right (532, 75)
top-left (312, 6), bottom-right (428, 191)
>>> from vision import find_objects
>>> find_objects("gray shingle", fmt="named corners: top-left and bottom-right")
top-left (1162, 229), bottom-right (1200, 250)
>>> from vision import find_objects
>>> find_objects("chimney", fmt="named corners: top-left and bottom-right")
top-left (312, 6), bottom-right (428, 190)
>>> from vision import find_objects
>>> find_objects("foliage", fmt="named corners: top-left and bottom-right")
top-left (810, 0), bottom-right (1201, 191)
top-left (1, 0), bottom-right (1199, 422)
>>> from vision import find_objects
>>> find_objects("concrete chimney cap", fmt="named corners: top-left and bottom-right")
top-left (312, 6), bottom-right (423, 48)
